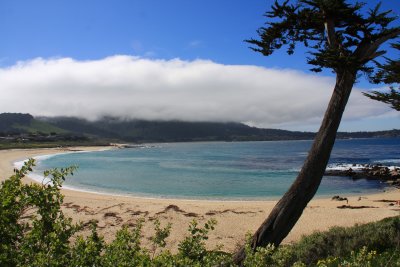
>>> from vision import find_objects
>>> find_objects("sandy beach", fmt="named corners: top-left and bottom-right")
top-left (1, 147), bottom-right (399, 252)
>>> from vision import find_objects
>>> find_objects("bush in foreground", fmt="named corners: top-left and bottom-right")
top-left (0, 160), bottom-right (399, 266)
top-left (283, 215), bottom-right (400, 266)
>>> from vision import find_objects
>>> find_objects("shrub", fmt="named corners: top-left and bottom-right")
top-left (285, 216), bottom-right (400, 265)
top-left (1, 160), bottom-right (399, 266)
top-left (0, 160), bottom-right (231, 266)
top-left (317, 246), bottom-right (400, 267)
top-left (0, 159), bottom-right (78, 266)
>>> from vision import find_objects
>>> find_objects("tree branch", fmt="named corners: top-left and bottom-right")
top-left (324, 18), bottom-right (338, 48)
top-left (368, 50), bottom-right (386, 61)
top-left (373, 29), bottom-right (400, 49)
top-left (355, 28), bottom-right (400, 63)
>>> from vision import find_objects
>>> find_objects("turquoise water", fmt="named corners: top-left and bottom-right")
top-left (33, 138), bottom-right (400, 200)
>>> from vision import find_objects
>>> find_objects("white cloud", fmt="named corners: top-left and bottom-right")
top-left (0, 56), bottom-right (396, 130)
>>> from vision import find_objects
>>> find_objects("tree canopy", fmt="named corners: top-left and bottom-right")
top-left (247, 0), bottom-right (400, 74)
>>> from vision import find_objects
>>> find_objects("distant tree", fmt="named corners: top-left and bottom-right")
top-left (363, 43), bottom-right (400, 111)
top-left (234, 1), bottom-right (400, 264)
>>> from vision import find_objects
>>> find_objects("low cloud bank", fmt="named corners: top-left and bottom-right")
top-left (0, 56), bottom-right (394, 130)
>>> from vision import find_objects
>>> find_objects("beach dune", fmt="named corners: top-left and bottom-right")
top-left (1, 147), bottom-right (399, 252)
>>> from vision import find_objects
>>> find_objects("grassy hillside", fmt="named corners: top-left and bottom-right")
top-left (41, 116), bottom-right (316, 142)
top-left (0, 113), bottom-right (104, 149)
top-left (41, 116), bottom-right (400, 142)
top-left (13, 119), bottom-right (68, 134)
top-left (1, 113), bottom-right (400, 144)
top-left (0, 113), bottom-right (67, 134)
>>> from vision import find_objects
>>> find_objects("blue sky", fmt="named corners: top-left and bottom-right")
top-left (0, 0), bottom-right (399, 131)
top-left (0, 0), bottom-right (275, 67)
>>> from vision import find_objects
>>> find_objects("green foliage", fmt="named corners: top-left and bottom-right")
top-left (150, 218), bottom-right (172, 257)
top-left (276, 216), bottom-right (400, 266)
top-left (102, 221), bottom-right (150, 266)
top-left (0, 140), bottom-right (109, 150)
top-left (70, 222), bottom-right (104, 267)
top-left (13, 119), bottom-right (68, 135)
top-left (0, 113), bottom-right (34, 132)
top-left (1, 162), bottom-right (399, 266)
top-left (317, 247), bottom-right (400, 267)
top-left (40, 116), bottom-right (318, 142)
top-left (178, 218), bottom-right (216, 260)
top-left (243, 233), bottom-right (276, 267)
top-left (0, 159), bottom-right (78, 266)
top-left (0, 162), bottom-right (232, 266)
top-left (176, 218), bottom-right (233, 266)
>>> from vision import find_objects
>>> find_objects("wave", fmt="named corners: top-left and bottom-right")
top-left (34, 154), bottom-right (58, 161)
top-left (14, 159), bottom-right (53, 185)
top-left (13, 151), bottom-right (84, 171)
top-left (14, 159), bottom-right (27, 169)
top-left (127, 144), bottom-right (163, 149)
top-left (326, 163), bottom-right (366, 171)
top-left (12, 149), bottom-right (112, 186)
top-left (327, 163), bottom-right (399, 171)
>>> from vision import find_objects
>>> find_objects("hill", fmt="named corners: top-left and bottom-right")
top-left (0, 113), bottom-right (91, 148)
top-left (39, 116), bottom-right (400, 142)
top-left (0, 113), bottom-right (66, 135)
top-left (40, 116), bottom-right (316, 142)
top-left (1, 113), bottom-right (399, 144)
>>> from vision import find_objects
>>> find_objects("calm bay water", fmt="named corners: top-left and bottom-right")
top-left (33, 138), bottom-right (400, 200)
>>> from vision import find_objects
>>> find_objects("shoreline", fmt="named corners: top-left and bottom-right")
top-left (1, 146), bottom-right (399, 252)
top-left (14, 146), bottom-right (395, 202)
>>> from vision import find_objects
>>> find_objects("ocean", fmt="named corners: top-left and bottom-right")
top-left (28, 138), bottom-right (400, 200)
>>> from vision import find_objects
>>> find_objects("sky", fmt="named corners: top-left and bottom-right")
top-left (0, 0), bottom-right (399, 132)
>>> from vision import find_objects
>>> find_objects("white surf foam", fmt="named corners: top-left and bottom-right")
top-left (326, 163), bottom-right (367, 171)
top-left (327, 163), bottom-right (399, 171)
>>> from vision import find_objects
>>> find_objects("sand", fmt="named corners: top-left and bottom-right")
top-left (1, 147), bottom-right (399, 252)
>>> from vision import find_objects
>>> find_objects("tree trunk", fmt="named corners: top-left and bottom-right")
top-left (233, 70), bottom-right (357, 265)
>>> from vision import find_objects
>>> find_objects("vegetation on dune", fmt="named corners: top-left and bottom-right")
top-left (1, 161), bottom-right (399, 266)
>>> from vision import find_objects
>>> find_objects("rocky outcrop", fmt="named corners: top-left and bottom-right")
top-left (325, 164), bottom-right (400, 188)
